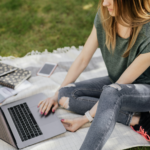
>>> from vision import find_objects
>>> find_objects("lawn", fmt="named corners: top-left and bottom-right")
top-left (0, 0), bottom-right (97, 57)
top-left (0, 0), bottom-right (150, 150)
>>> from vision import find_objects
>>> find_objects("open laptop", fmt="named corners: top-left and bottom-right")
top-left (0, 93), bottom-right (66, 149)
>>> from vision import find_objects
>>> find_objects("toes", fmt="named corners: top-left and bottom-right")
top-left (61, 120), bottom-right (75, 132)
top-left (61, 119), bottom-right (73, 124)
top-left (63, 123), bottom-right (70, 128)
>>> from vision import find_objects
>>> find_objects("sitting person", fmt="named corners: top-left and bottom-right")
top-left (38, 0), bottom-right (150, 149)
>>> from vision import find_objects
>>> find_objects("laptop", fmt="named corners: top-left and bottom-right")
top-left (0, 93), bottom-right (66, 149)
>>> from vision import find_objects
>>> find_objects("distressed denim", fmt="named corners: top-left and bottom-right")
top-left (58, 76), bottom-right (150, 150)
top-left (58, 76), bottom-right (135, 126)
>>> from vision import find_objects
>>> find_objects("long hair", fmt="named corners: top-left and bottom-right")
top-left (98, 0), bottom-right (150, 57)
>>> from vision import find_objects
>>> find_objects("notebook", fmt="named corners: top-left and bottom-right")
top-left (0, 68), bottom-right (31, 90)
top-left (0, 80), bottom-right (32, 104)
top-left (0, 62), bottom-right (17, 76)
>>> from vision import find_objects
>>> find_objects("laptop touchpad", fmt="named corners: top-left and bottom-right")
top-left (30, 106), bottom-right (58, 126)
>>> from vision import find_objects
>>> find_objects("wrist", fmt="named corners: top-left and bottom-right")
top-left (55, 90), bottom-right (58, 94)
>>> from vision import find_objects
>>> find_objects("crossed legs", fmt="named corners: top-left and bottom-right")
top-left (58, 76), bottom-right (138, 126)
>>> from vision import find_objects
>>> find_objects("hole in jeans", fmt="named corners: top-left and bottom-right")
top-left (126, 85), bottom-right (132, 88)
top-left (108, 83), bottom-right (122, 91)
top-left (59, 97), bottom-right (70, 109)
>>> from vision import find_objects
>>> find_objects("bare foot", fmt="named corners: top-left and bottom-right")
top-left (130, 115), bottom-right (140, 126)
top-left (61, 116), bottom-right (89, 132)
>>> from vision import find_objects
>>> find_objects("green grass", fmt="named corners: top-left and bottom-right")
top-left (126, 147), bottom-right (150, 150)
top-left (0, 0), bottom-right (97, 57)
top-left (0, 1), bottom-right (150, 149)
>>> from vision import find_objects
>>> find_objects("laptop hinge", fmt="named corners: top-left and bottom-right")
top-left (0, 108), bottom-right (18, 149)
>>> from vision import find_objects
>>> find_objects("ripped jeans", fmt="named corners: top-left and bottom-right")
top-left (58, 76), bottom-right (150, 150)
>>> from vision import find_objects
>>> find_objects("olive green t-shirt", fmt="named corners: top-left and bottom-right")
top-left (94, 9), bottom-right (150, 84)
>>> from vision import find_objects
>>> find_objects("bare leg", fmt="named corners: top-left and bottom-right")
top-left (130, 115), bottom-right (140, 126)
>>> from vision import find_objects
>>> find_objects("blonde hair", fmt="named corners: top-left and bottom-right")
top-left (98, 0), bottom-right (150, 57)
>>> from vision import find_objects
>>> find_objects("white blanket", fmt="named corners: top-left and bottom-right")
top-left (0, 46), bottom-right (150, 150)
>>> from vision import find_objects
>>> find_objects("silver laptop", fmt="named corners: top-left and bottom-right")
top-left (0, 93), bottom-right (66, 149)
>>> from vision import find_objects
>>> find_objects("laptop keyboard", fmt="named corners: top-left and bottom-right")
top-left (8, 103), bottom-right (42, 141)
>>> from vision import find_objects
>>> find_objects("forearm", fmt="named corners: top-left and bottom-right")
top-left (55, 57), bottom-right (87, 95)
top-left (55, 25), bottom-right (98, 96)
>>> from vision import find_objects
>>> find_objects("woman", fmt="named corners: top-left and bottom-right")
top-left (38, 0), bottom-right (150, 149)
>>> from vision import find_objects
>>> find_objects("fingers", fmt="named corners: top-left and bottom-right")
top-left (45, 101), bottom-right (58, 115)
top-left (52, 102), bottom-right (59, 112)
top-left (38, 97), bottom-right (58, 115)
top-left (41, 100), bottom-right (49, 115)
top-left (38, 100), bottom-right (43, 107)
top-left (39, 99), bottom-right (47, 114)
top-left (45, 101), bottom-right (53, 115)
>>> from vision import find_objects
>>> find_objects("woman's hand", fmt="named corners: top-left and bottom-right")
top-left (61, 116), bottom-right (89, 132)
top-left (38, 94), bottom-right (59, 115)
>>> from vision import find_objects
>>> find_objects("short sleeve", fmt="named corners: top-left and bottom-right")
top-left (139, 39), bottom-right (150, 54)
top-left (94, 8), bottom-right (101, 29)
top-left (140, 43), bottom-right (150, 54)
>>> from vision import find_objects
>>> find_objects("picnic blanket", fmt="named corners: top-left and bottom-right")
top-left (0, 46), bottom-right (150, 150)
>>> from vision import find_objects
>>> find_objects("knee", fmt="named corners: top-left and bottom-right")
top-left (101, 83), bottom-right (123, 103)
top-left (58, 83), bottom-right (76, 100)
top-left (102, 83), bottom-right (122, 91)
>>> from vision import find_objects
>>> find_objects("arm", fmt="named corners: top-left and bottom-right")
top-left (55, 25), bottom-right (99, 95)
top-left (38, 25), bottom-right (99, 114)
top-left (116, 53), bottom-right (150, 84)
top-left (82, 52), bottom-right (150, 124)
